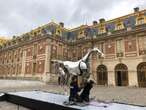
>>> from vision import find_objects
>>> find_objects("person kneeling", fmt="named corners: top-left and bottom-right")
top-left (79, 79), bottom-right (95, 102)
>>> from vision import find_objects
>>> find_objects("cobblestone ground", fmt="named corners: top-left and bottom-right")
top-left (41, 85), bottom-right (146, 106)
top-left (0, 80), bottom-right (145, 110)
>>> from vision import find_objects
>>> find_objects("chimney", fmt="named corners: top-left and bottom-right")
top-left (93, 21), bottom-right (98, 26)
top-left (99, 18), bottom-right (105, 23)
top-left (59, 22), bottom-right (64, 28)
top-left (134, 7), bottom-right (139, 12)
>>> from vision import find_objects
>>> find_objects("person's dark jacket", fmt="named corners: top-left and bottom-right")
top-left (69, 81), bottom-right (80, 101)
top-left (80, 81), bottom-right (93, 102)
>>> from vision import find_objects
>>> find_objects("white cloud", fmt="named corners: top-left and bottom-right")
top-left (0, 0), bottom-right (145, 37)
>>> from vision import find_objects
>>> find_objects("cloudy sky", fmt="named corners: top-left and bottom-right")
top-left (0, 0), bottom-right (146, 38)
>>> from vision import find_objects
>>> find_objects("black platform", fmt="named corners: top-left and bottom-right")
top-left (0, 91), bottom-right (145, 110)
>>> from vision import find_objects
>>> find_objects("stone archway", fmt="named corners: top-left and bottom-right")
top-left (97, 65), bottom-right (108, 85)
top-left (115, 63), bottom-right (128, 86)
top-left (137, 62), bottom-right (146, 87)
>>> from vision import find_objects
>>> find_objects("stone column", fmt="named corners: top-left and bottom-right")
top-left (108, 71), bottom-right (115, 86)
top-left (128, 70), bottom-right (138, 87)
top-left (42, 43), bottom-right (51, 82)
top-left (21, 50), bottom-right (26, 76)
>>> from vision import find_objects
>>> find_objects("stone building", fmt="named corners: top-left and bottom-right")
top-left (0, 7), bottom-right (146, 87)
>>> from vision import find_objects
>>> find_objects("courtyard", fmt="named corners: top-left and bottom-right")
top-left (0, 79), bottom-right (145, 110)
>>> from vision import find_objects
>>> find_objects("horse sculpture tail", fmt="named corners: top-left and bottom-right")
top-left (58, 66), bottom-right (70, 86)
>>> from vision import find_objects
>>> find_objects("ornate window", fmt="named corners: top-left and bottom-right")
top-left (136, 12), bottom-right (146, 25)
top-left (105, 40), bottom-right (115, 54)
top-left (125, 37), bottom-right (137, 52)
top-left (115, 21), bottom-right (124, 30)
top-left (78, 46), bottom-right (82, 59)
top-left (31, 29), bottom-right (41, 37)
top-left (38, 42), bottom-right (46, 55)
top-left (98, 26), bottom-right (106, 34)
top-left (138, 36), bottom-right (146, 55)
top-left (78, 30), bottom-right (85, 39)
top-left (25, 62), bottom-right (31, 74)
top-left (51, 45), bottom-right (57, 59)
top-left (37, 60), bottom-right (45, 73)
top-left (116, 39), bottom-right (124, 53)
top-left (26, 47), bottom-right (32, 57)
top-left (56, 28), bottom-right (62, 36)
top-left (63, 48), bottom-right (68, 59)
top-left (72, 49), bottom-right (76, 59)
top-left (116, 39), bottom-right (124, 57)
top-left (97, 42), bottom-right (104, 53)
top-left (136, 17), bottom-right (145, 25)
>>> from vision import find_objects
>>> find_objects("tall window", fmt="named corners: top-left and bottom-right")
top-left (105, 40), bottom-right (115, 55)
top-left (33, 62), bottom-right (36, 73)
top-left (63, 48), bottom-right (68, 59)
top-left (138, 36), bottom-right (146, 55)
top-left (125, 37), bottom-right (137, 52)
top-left (78, 46), bottom-right (82, 59)
top-left (98, 42), bottom-right (104, 53)
top-left (33, 44), bottom-right (37, 56)
top-left (51, 45), bottom-right (57, 59)
top-left (116, 39), bottom-right (123, 53)
top-left (58, 45), bottom-right (63, 59)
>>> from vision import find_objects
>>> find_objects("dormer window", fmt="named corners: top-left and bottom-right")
top-left (56, 28), bottom-right (62, 36)
top-left (98, 27), bottom-right (106, 34)
top-left (136, 17), bottom-right (145, 25)
top-left (30, 31), bottom-right (34, 37)
top-left (78, 30), bottom-right (85, 39)
top-left (115, 22), bottom-right (124, 30)
top-left (34, 32), bottom-right (37, 36)
top-left (57, 30), bottom-right (60, 34)
top-left (31, 29), bottom-right (41, 37)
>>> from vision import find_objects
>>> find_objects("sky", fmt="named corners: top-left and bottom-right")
top-left (0, 0), bottom-right (146, 38)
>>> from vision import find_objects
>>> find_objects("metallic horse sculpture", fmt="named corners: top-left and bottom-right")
top-left (52, 48), bottom-right (104, 85)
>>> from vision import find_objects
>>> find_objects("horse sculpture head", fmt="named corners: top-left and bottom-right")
top-left (92, 47), bottom-right (104, 58)
top-left (81, 47), bottom-right (104, 62)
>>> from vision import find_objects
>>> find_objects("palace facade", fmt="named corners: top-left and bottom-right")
top-left (0, 7), bottom-right (146, 87)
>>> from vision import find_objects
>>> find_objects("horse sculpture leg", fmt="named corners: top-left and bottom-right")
top-left (64, 73), bottom-right (70, 85)
top-left (58, 72), bottom-right (70, 86)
